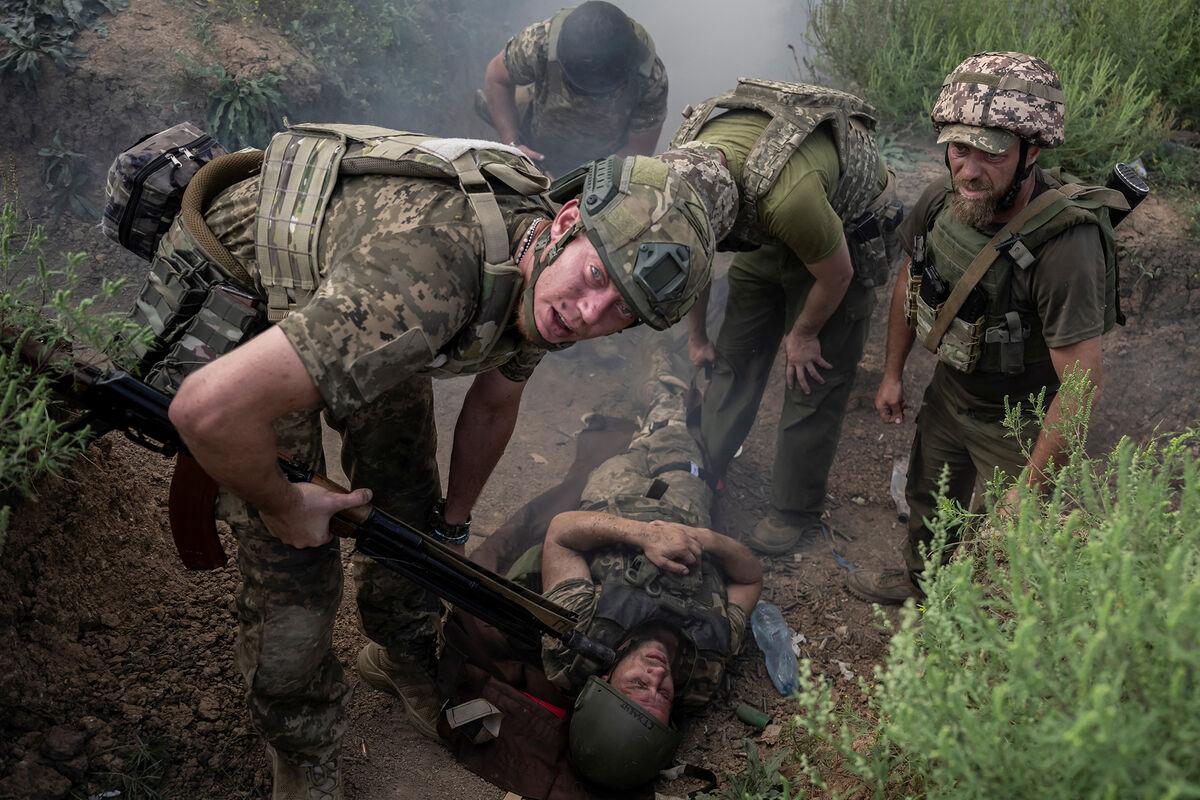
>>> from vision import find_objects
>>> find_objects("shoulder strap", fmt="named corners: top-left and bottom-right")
top-left (922, 186), bottom-right (1068, 351)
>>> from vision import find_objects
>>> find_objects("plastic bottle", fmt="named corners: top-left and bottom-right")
top-left (891, 455), bottom-right (911, 522)
top-left (750, 601), bottom-right (799, 696)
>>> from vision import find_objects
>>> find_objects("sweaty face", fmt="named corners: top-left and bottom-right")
top-left (605, 638), bottom-right (675, 724)
top-left (525, 231), bottom-right (637, 344)
top-left (947, 141), bottom-right (1023, 227)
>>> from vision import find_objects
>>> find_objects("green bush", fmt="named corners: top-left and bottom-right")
top-left (176, 55), bottom-right (290, 150)
top-left (0, 0), bottom-right (129, 88)
top-left (0, 202), bottom-right (150, 544)
top-left (787, 370), bottom-right (1200, 798)
top-left (805, 0), bottom-right (1192, 178)
top-left (38, 130), bottom-right (99, 222)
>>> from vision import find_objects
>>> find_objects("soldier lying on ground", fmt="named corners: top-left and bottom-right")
top-left (382, 340), bottom-right (762, 798)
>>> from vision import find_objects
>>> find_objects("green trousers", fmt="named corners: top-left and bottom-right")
top-left (901, 364), bottom-right (1044, 572)
top-left (700, 241), bottom-right (873, 520)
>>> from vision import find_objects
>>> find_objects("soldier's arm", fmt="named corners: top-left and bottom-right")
top-left (1025, 335), bottom-right (1103, 489)
top-left (541, 512), bottom-right (703, 589)
top-left (684, 282), bottom-right (715, 369)
top-left (783, 236), bottom-right (854, 393)
top-left (483, 52), bottom-right (544, 163)
top-left (875, 256), bottom-right (916, 424)
top-left (690, 528), bottom-right (763, 616)
top-left (169, 326), bottom-right (373, 547)
top-left (443, 368), bottom-right (527, 533)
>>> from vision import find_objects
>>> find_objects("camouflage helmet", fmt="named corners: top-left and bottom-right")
top-left (547, 154), bottom-right (716, 331)
top-left (568, 675), bottom-right (681, 789)
top-left (654, 144), bottom-right (738, 243)
top-left (931, 51), bottom-right (1066, 152)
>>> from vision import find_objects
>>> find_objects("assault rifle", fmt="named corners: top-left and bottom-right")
top-left (12, 334), bottom-right (613, 663)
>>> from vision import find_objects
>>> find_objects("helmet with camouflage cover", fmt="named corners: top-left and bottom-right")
top-left (568, 675), bottom-right (681, 789)
top-left (931, 51), bottom-right (1065, 154)
top-left (535, 154), bottom-right (715, 337)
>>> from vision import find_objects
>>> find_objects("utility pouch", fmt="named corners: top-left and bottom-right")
top-left (102, 122), bottom-right (228, 261)
top-left (903, 235), bottom-right (925, 328)
top-left (144, 285), bottom-right (268, 394)
top-left (845, 168), bottom-right (903, 288)
top-left (983, 311), bottom-right (1029, 375)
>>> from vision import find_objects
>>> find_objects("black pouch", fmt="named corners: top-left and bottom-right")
top-left (101, 122), bottom-right (228, 261)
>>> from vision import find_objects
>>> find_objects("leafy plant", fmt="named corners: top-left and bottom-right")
top-left (176, 54), bottom-right (289, 150)
top-left (0, 201), bottom-right (151, 544)
top-left (695, 738), bottom-right (800, 800)
top-left (787, 368), bottom-right (1200, 798)
top-left (38, 130), bottom-right (99, 222)
top-left (0, 0), bottom-right (129, 88)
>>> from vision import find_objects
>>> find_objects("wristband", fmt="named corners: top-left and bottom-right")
top-left (429, 499), bottom-right (471, 546)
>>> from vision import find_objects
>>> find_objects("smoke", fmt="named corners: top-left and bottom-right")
top-left (492, 0), bottom-right (815, 151)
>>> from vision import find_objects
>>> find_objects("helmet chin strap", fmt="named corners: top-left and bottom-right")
top-left (520, 222), bottom-right (582, 351)
top-left (996, 140), bottom-right (1032, 211)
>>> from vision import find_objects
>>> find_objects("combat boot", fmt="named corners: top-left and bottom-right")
top-left (268, 746), bottom-right (342, 800)
top-left (746, 513), bottom-right (825, 555)
top-left (357, 642), bottom-right (442, 740)
top-left (846, 568), bottom-right (924, 605)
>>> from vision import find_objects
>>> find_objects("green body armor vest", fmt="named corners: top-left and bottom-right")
top-left (907, 168), bottom-right (1121, 374)
top-left (254, 122), bottom-right (552, 377)
top-left (527, 8), bottom-right (656, 167)
top-left (670, 77), bottom-right (882, 249)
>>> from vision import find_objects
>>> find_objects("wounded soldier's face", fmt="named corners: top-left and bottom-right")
top-left (605, 638), bottom-right (675, 723)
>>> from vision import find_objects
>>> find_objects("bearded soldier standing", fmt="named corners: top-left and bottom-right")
top-left (846, 53), bottom-right (1127, 604)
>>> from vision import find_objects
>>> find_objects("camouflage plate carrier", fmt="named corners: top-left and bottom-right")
top-left (128, 123), bottom-right (551, 393)
top-left (670, 77), bottom-right (902, 285)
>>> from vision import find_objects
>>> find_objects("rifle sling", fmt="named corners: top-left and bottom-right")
top-left (179, 150), bottom-right (264, 290)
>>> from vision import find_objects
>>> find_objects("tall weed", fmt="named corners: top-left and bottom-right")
top-left (787, 370), bottom-right (1200, 797)
top-left (805, 0), bottom-right (1184, 178)
top-left (0, 202), bottom-right (150, 544)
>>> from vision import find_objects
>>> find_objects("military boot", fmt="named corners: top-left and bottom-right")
top-left (268, 746), bottom-right (342, 800)
top-left (746, 513), bottom-right (825, 555)
top-left (357, 642), bottom-right (442, 740)
top-left (846, 569), bottom-right (924, 605)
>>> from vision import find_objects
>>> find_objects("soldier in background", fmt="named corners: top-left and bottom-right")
top-left (847, 52), bottom-right (1123, 604)
top-left (668, 78), bottom-right (901, 557)
top-left (476, 1), bottom-right (668, 177)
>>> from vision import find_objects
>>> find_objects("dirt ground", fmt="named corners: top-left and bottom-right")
top-left (2, 3), bottom-right (1200, 799)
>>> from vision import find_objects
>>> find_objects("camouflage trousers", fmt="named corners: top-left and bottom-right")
top-left (579, 341), bottom-right (713, 529)
top-left (901, 364), bottom-right (1042, 573)
top-left (701, 241), bottom-right (874, 521)
top-left (219, 373), bottom-right (443, 761)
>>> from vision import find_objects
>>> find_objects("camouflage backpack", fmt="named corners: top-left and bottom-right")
top-left (101, 122), bottom-right (228, 260)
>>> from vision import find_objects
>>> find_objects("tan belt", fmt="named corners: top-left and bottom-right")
top-left (179, 149), bottom-right (264, 291)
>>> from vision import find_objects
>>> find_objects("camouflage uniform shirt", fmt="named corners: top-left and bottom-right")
top-left (205, 174), bottom-right (549, 419)
top-left (504, 12), bottom-right (668, 170)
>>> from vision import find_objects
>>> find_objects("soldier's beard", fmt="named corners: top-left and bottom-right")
top-left (951, 176), bottom-right (1003, 227)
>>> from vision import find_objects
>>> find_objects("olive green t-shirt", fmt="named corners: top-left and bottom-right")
top-left (205, 174), bottom-right (548, 420)
top-left (694, 109), bottom-right (887, 264)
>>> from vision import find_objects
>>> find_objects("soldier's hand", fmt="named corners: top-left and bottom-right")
top-left (784, 331), bottom-right (830, 394)
top-left (875, 375), bottom-right (909, 424)
top-left (642, 520), bottom-right (703, 574)
top-left (517, 144), bottom-right (545, 163)
top-left (258, 483), bottom-right (373, 549)
top-left (688, 336), bottom-right (716, 371)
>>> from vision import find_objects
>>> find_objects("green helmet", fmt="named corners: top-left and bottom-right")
top-left (568, 675), bottom-right (681, 790)
top-left (546, 154), bottom-right (716, 331)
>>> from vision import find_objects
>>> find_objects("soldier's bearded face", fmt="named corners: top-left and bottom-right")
top-left (605, 638), bottom-right (675, 723)
top-left (947, 141), bottom-right (1021, 227)
top-left (523, 204), bottom-right (637, 344)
